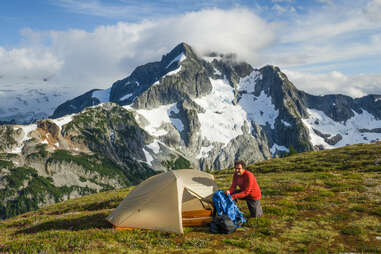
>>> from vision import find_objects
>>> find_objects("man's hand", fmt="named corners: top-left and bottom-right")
top-left (225, 190), bottom-right (230, 195)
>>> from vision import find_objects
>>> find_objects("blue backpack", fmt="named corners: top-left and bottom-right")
top-left (212, 190), bottom-right (246, 228)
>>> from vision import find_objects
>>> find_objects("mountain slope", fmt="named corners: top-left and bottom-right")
top-left (0, 104), bottom-right (158, 219)
top-left (1, 142), bottom-right (380, 253)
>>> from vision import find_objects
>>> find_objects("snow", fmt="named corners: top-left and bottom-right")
top-left (239, 91), bottom-right (279, 129)
top-left (194, 78), bottom-right (245, 145)
top-left (146, 140), bottom-right (161, 154)
top-left (135, 103), bottom-right (183, 136)
top-left (51, 114), bottom-right (74, 130)
top-left (302, 108), bottom-right (381, 149)
top-left (142, 148), bottom-right (154, 166)
top-left (214, 68), bottom-right (222, 76)
top-left (92, 88), bottom-right (110, 103)
top-left (270, 144), bottom-right (289, 155)
top-left (281, 120), bottom-right (291, 127)
top-left (165, 66), bottom-right (182, 77)
top-left (120, 93), bottom-right (133, 101)
top-left (166, 53), bottom-right (186, 68)
top-left (194, 75), bottom-right (279, 146)
top-left (196, 145), bottom-right (214, 159)
top-left (10, 123), bottom-right (38, 153)
top-left (238, 70), bottom-right (262, 93)
top-left (152, 66), bottom-right (183, 87)
top-left (376, 98), bottom-right (381, 102)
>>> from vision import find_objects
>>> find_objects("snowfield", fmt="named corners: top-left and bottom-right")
top-left (194, 73), bottom-right (279, 146)
top-left (132, 103), bottom-right (184, 137)
top-left (302, 108), bottom-right (381, 148)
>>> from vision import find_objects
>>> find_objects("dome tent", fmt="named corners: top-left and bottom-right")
top-left (106, 169), bottom-right (218, 234)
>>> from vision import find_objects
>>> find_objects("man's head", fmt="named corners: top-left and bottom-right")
top-left (234, 160), bottom-right (246, 175)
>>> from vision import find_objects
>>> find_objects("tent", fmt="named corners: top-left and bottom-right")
top-left (106, 169), bottom-right (218, 234)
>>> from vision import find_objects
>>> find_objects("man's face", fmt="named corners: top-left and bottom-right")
top-left (234, 164), bottom-right (245, 175)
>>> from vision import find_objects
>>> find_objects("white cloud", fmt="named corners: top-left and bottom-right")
top-left (0, 8), bottom-right (275, 97)
top-left (0, 47), bottom-right (62, 79)
top-left (284, 69), bottom-right (381, 98)
top-left (0, 3), bottom-right (380, 103)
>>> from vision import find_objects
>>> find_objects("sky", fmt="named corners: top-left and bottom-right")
top-left (1, 0), bottom-right (381, 98)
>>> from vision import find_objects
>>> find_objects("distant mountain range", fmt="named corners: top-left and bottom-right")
top-left (0, 42), bottom-right (380, 219)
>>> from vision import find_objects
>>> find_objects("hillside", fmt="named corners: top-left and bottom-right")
top-left (1, 143), bottom-right (380, 253)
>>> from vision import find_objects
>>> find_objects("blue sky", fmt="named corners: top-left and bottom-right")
top-left (1, 0), bottom-right (381, 97)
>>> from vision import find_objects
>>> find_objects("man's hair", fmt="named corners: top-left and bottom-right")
top-left (234, 160), bottom-right (246, 168)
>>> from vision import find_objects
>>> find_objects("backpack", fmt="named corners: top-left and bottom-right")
top-left (212, 190), bottom-right (246, 227)
top-left (210, 214), bottom-right (236, 234)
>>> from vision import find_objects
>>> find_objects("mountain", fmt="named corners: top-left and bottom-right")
top-left (0, 42), bottom-right (381, 219)
top-left (51, 42), bottom-right (381, 164)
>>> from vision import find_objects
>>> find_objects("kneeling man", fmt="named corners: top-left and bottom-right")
top-left (226, 160), bottom-right (263, 218)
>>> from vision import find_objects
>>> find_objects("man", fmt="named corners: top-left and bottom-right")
top-left (226, 160), bottom-right (263, 218)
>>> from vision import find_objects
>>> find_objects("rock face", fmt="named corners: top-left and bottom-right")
top-left (1, 42), bottom-right (381, 219)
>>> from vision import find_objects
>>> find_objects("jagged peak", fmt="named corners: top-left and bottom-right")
top-left (161, 42), bottom-right (197, 68)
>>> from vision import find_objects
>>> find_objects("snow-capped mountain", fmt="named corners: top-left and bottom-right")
top-left (50, 43), bottom-right (381, 170)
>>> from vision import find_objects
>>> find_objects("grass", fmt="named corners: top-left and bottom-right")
top-left (0, 143), bottom-right (381, 253)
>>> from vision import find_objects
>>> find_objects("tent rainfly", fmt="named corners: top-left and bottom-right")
top-left (106, 169), bottom-right (218, 234)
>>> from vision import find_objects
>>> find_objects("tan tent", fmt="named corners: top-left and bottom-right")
top-left (106, 169), bottom-right (218, 234)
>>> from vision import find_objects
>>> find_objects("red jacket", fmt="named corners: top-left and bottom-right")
top-left (228, 170), bottom-right (261, 200)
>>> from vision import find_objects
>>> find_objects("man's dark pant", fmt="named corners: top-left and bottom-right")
top-left (232, 191), bottom-right (263, 218)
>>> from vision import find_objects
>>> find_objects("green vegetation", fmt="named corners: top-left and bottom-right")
top-left (162, 154), bottom-right (191, 170)
top-left (1, 148), bottom-right (154, 219)
top-left (0, 143), bottom-right (381, 253)
top-left (0, 159), bottom-right (14, 169)
top-left (0, 166), bottom-right (95, 219)
top-left (246, 142), bottom-right (381, 173)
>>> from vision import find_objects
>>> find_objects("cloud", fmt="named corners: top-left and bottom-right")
top-left (1, 3), bottom-right (380, 100)
top-left (263, 0), bottom-right (381, 75)
top-left (0, 8), bottom-right (274, 96)
top-left (284, 69), bottom-right (381, 97)
top-left (0, 46), bottom-right (62, 79)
